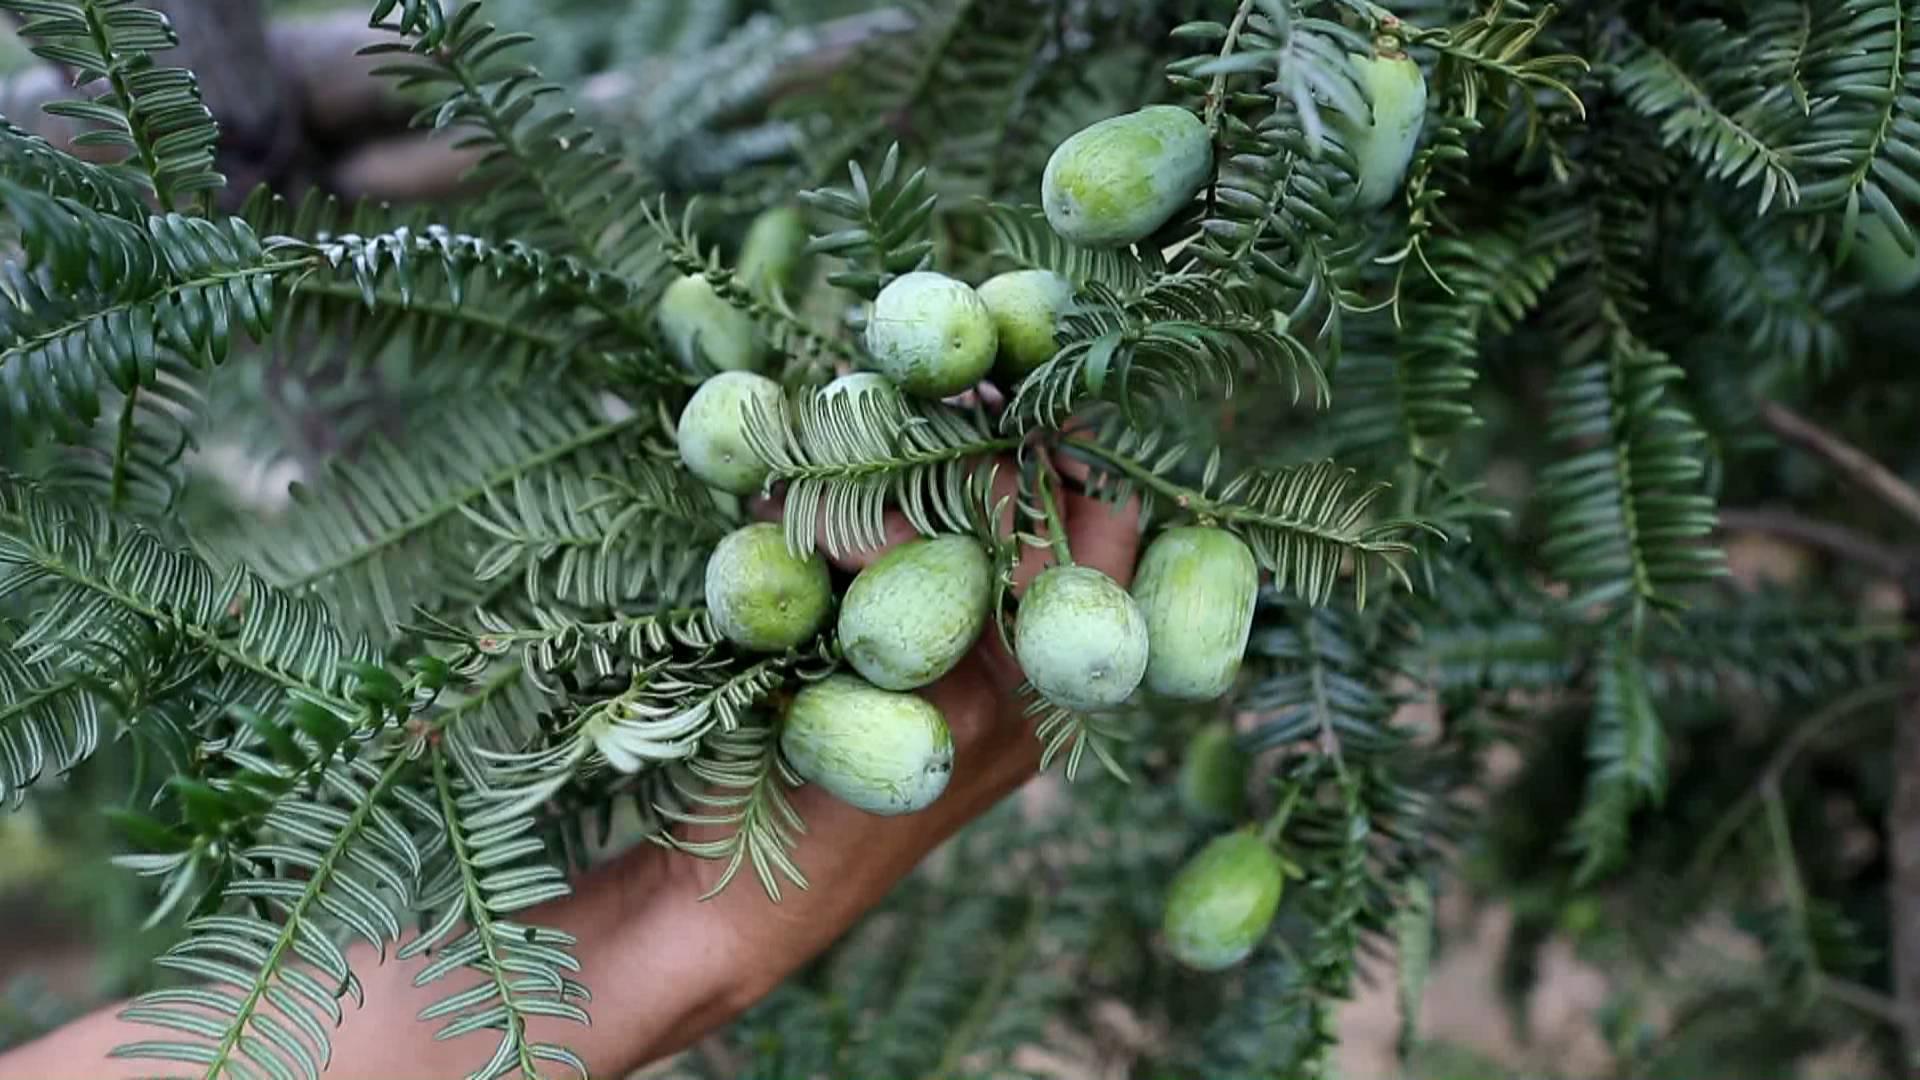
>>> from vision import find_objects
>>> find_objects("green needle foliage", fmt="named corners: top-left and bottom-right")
top-left (1, 1), bottom-right (1917, 1077)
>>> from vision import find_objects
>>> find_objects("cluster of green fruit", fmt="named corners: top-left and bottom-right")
top-left (661, 49), bottom-right (1429, 971)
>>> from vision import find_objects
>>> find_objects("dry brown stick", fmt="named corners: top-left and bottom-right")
top-left (1758, 399), bottom-right (1920, 535)
top-left (1716, 506), bottom-right (1911, 580)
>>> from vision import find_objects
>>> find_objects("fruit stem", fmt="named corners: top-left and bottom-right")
top-left (1204, 0), bottom-right (1258, 137)
top-left (1035, 454), bottom-right (1075, 567)
top-left (1260, 782), bottom-right (1304, 847)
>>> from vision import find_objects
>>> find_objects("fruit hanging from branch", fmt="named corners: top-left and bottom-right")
top-left (657, 273), bottom-right (769, 373)
top-left (781, 674), bottom-right (954, 816)
top-left (1331, 45), bottom-right (1428, 213)
top-left (1042, 105), bottom-right (1212, 247)
top-left (1131, 526), bottom-right (1258, 701)
top-left (837, 536), bottom-right (994, 691)
top-left (705, 523), bottom-right (834, 652)
top-left (678, 371), bottom-right (785, 495)
top-left (864, 271), bottom-right (999, 398)
top-left (1161, 829), bottom-right (1287, 972)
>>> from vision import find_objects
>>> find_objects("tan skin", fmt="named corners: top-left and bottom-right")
top-left (0, 454), bottom-right (1140, 1080)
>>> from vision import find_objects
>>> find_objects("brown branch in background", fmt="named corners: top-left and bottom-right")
top-left (1758, 399), bottom-right (1920, 535)
top-left (0, 8), bottom-right (910, 204)
top-left (1716, 507), bottom-right (1911, 581)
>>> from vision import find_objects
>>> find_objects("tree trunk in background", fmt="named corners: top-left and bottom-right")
top-left (149, 0), bottom-right (303, 202)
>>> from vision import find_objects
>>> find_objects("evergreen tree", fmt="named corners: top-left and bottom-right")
top-left (0, 0), bottom-right (1916, 1076)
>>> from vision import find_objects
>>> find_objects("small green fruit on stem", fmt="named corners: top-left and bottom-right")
top-left (1042, 105), bottom-right (1213, 248)
top-left (838, 535), bottom-right (993, 691)
top-left (1332, 48), bottom-right (1429, 213)
top-left (978, 269), bottom-right (1075, 381)
top-left (677, 370), bottom-right (783, 495)
top-left (1015, 565), bottom-right (1150, 711)
top-left (657, 274), bottom-right (768, 373)
top-left (705, 523), bottom-right (833, 652)
top-left (1178, 720), bottom-right (1249, 823)
top-left (781, 674), bottom-right (954, 815)
top-left (1131, 526), bottom-right (1258, 701)
top-left (1853, 214), bottom-right (1920, 295)
top-left (864, 271), bottom-right (999, 398)
top-left (737, 204), bottom-right (811, 300)
top-left (1162, 829), bottom-right (1285, 971)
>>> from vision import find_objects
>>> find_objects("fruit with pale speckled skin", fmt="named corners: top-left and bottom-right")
top-left (1162, 830), bottom-right (1285, 971)
top-left (657, 274), bottom-right (767, 373)
top-left (738, 205), bottom-right (809, 299)
top-left (1042, 106), bottom-right (1212, 248)
top-left (839, 536), bottom-right (993, 690)
top-left (677, 371), bottom-right (782, 495)
top-left (1131, 526), bottom-right (1257, 700)
top-left (705, 524), bottom-right (832, 652)
top-left (978, 269), bottom-right (1074, 380)
top-left (781, 674), bottom-right (954, 815)
top-left (864, 272), bottom-right (998, 398)
top-left (1015, 565), bottom-right (1149, 711)
top-left (1333, 51), bottom-right (1428, 212)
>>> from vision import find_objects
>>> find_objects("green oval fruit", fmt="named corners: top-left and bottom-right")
top-left (781, 674), bottom-right (954, 815)
top-left (1333, 50), bottom-right (1428, 212)
top-left (1162, 830), bottom-right (1285, 972)
top-left (705, 523), bottom-right (833, 652)
top-left (1178, 721), bottom-right (1248, 823)
top-left (738, 205), bottom-right (810, 300)
top-left (839, 536), bottom-right (993, 691)
top-left (657, 274), bottom-right (767, 374)
top-left (1042, 105), bottom-right (1212, 248)
top-left (1854, 214), bottom-right (1920, 295)
top-left (977, 269), bottom-right (1074, 380)
top-left (864, 272), bottom-right (998, 398)
top-left (677, 371), bottom-right (782, 495)
top-left (1131, 526), bottom-right (1258, 701)
top-left (1015, 565), bottom-right (1149, 711)
top-left (820, 370), bottom-right (907, 421)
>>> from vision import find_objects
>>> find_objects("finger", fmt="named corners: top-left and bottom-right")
top-left (1063, 485), bottom-right (1143, 586)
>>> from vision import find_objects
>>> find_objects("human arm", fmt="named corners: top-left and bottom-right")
top-left (0, 464), bottom-right (1140, 1080)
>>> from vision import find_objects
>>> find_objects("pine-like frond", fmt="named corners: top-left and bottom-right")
top-left (1569, 632), bottom-right (1666, 882)
top-left (1010, 277), bottom-right (1326, 430)
top-left (464, 454), bottom-right (732, 611)
top-left (742, 384), bottom-right (1012, 560)
top-left (1540, 194), bottom-right (1725, 615)
top-left (0, 621), bottom-right (101, 806)
top-left (0, 117), bottom-right (150, 220)
top-left (1614, 23), bottom-right (1800, 214)
top-left (0, 183), bottom-right (281, 449)
top-left (114, 748), bottom-right (427, 1080)
top-left (798, 143), bottom-right (936, 298)
top-left (980, 202), bottom-right (1159, 295)
top-left (403, 751), bottom-right (586, 1080)
top-left (1786, 0), bottom-right (1920, 236)
top-left (367, 0), bottom-right (661, 284)
top-left (1063, 426), bottom-right (1426, 605)
top-left (0, 0), bottom-right (223, 209)
top-left (229, 389), bottom-right (650, 639)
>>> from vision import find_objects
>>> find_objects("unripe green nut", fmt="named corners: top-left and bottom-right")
top-left (1132, 526), bottom-right (1258, 701)
top-left (864, 272), bottom-right (998, 398)
top-left (738, 205), bottom-right (810, 299)
top-left (978, 269), bottom-right (1074, 380)
top-left (1177, 720), bottom-right (1248, 824)
top-left (1854, 214), bottom-right (1920, 295)
top-left (1015, 565), bottom-right (1149, 711)
top-left (1042, 105), bottom-right (1212, 248)
top-left (677, 371), bottom-right (782, 495)
top-left (1162, 830), bottom-right (1285, 972)
top-left (781, 674), bottom-right (954, 815)
top-left (839, 536), bottom-right (993, 691)
top-left (1333, 51), bottom-right (1428, 213)
top-left (705, 523), bottom-right (833, 652)
top-left (819, 370), bottom-right (907, 421)
top-left (657, 274), bottom-right (767, 374)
